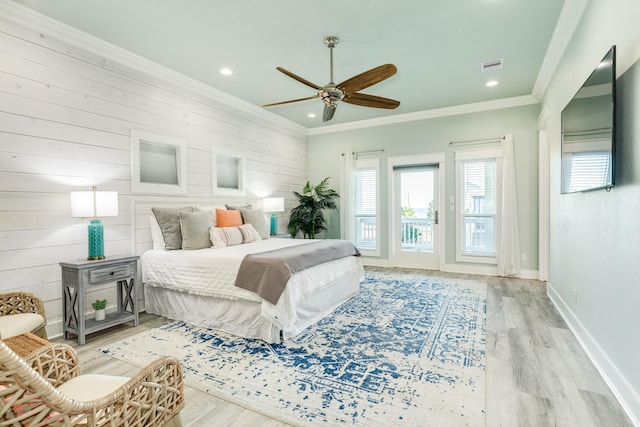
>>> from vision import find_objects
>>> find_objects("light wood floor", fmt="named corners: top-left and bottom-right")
top-left (59, 267), bottom-right (633, 427)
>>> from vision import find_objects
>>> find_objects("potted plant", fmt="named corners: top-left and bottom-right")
top-left (288, 177), bottom-right (339, 239)
top-left (92, 299), bottom-right (107, 321)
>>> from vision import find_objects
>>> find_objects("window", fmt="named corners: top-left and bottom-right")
top-left (131, 130), bottom-right (187, 195)
top-left (455, 148), bottom-right (502, 263)
top-left (212, 150), bottom-right (246, 196)
top-left (354, 159), bottom-right (380, 255)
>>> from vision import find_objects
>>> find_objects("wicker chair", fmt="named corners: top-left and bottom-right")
top-left (0, 291), bottom-right (47, 339)
top-left (0, 340), bottom-right (184, 426)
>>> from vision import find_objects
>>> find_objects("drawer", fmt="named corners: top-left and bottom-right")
top-left (85, 263), bottom-right (134, 285)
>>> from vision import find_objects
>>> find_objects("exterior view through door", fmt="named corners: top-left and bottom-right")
top-left (392, 165), bottom-right (439, 269)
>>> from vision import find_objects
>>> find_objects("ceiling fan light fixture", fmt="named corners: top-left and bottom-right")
top-left (262, 35), bottom-right (400, 122)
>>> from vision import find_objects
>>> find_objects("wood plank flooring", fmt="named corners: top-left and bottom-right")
top-left (57, 267), bottom-right (633, 427)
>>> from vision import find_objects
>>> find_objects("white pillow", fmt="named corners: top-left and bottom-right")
top-left (195, 206), bottom-right (223, 226)
top-left (149, 215), bottom-right (165, 250)
top-left (209, 224), bottom-right (262, 248)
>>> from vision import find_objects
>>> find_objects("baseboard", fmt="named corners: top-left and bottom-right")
top-left (362, 259), bottom-right (539, 279)
top-left (44, 319), bottom-right (63, 340)
top-left (442, 263), bottom-right (539, 280)
top-left (547, 283), bottom-right (640, 426)
top-left (361, 257), bottom-right (392, 268)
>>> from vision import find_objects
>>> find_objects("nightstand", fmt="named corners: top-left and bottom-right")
top-left (272, 233), bottom-right (291, 238)
top-left (60, 255), bottom-right (139, 345)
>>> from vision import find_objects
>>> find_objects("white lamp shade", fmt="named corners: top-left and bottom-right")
top-left (70, 191), bottom-right (119, 218)
top-left (263, 197), bottom-right (284, 213)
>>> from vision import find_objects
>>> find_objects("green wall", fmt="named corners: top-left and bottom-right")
top-left (542, 0), bottom-right (640, 419)
top-left (307, 103), bottom-right (540, 271)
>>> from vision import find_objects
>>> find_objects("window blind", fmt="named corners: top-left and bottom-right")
top-left (461, 159), bottom-right (496, 256)
top-left (354, 167), bottom-right (377, 251)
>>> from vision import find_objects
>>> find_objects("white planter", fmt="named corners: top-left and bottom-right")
top-left (95, 308), bottom-right (106, 321)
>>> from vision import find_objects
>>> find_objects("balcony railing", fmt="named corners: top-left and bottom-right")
top-left (355, 216), bottom-right (434, 252)
top-left (399, 217), bottom-right (434, 252)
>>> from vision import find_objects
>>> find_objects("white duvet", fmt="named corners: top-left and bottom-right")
top-left (142, 238), bottom-right (362, 329)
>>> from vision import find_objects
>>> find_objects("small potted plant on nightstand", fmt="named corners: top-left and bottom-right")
top-left (92, 299), bottom-right (107, 321)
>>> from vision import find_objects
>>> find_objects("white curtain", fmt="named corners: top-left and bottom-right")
top-left (339, 151), bottom-right (356, 241)
top-left (497, 134), bottom-right (521, 276)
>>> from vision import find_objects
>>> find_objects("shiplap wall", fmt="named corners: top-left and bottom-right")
top-left (0, 8), bottom-right (308, 338)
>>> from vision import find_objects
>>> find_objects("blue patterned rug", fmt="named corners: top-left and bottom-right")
top-left (102, 272), bottom-right (487, 426)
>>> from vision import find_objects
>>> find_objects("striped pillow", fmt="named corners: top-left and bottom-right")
top-left (209, 224), bottom-right (261, 248)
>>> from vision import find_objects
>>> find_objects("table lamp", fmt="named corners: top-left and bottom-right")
top-left (263, 197), bottom-right (285, 236)
top-left (70, 186), bottom-right (119, 260)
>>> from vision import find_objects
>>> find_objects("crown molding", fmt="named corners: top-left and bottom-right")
top-left (308, 95), bottom-right (539, 136)
top-left (531, 0), bottom-right (590, 100)
top-left (0, 0), bottom-right (309, 137)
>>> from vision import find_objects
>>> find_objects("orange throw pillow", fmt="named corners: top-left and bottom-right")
top-left (215, 208), bottom-right (243, 227)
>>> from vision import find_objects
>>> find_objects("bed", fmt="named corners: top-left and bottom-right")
top-left (141, 206), bottom-right (363, 343)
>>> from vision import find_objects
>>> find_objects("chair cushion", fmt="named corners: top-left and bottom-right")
top-left (0, 313), bottom-right (45, 339)
top-left (57, 374), bottom-right (130, 401)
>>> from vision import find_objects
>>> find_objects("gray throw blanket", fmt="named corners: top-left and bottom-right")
top-left (234, 239), bottom-right (361, 305)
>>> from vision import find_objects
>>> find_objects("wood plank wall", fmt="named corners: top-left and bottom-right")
top-left (0, 12), bottom-right (308, 338)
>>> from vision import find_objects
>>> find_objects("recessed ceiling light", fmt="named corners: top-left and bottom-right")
top-left (486, 80), bottom-right (499, 87)
top-left (220, 68), bottom-right (233, 76)
top-left (307, 113), bottom-right (316, 118)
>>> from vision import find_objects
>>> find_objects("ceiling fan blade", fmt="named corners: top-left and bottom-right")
top-left (343, 92), bottom-right (400, 109)
top-left (323, 104), bottom-right (337, 122)
top-left (276, 67), bottom-right (323, 91)
top-left (262, 94), bottom-right (319, 107)
top-left (337, 64), bottom-right (397, 94)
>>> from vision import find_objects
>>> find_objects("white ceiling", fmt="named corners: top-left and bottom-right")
top-left (12, 0), bottom-right (565, 129)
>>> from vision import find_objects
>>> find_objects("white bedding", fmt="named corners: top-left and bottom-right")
top-left (142, 238), bottom-right (364, 341)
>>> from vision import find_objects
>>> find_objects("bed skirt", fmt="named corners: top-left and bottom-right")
top-left (144, 256), bottom-right (364, 343)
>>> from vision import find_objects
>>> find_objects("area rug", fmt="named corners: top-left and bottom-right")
top-left (101, 272), bottom-right (487, 426)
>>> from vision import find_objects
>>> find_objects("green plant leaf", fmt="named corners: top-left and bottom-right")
top-left (287, 177), bottom-right (339, 239)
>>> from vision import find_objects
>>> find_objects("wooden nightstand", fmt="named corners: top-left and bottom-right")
top-left (60, 255), bottom-right (139, 345)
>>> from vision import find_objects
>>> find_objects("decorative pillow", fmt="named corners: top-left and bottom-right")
top-left (241, 208), bottom-right (270, 239)
top-left (215, 208), bottom-right (243, 227)
top-left (179, 210), bottom-right (213, 250)
top-left (209, 224), bottom-right (261, 248)
top-left (151, 206), bottom-right (194, 250)
top-left (225, 203), bottom-right (252, 211)
top-left (195, 206), bottom-right (222, 226)
top-left (149, 215), bottom-right (165, 250)
top-left (225, 204), bottom-right (252, 222)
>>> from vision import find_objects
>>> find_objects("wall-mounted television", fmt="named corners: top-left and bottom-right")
top-left (561, 46), bottom-right (616, 194)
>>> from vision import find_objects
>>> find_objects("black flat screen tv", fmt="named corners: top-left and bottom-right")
top-left (561, 46), bottom-right (616, 193)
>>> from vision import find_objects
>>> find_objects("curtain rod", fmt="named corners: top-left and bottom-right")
top-left (357, 149), bottom-right (384, 155)
top-left (448, 136), bottom-right (503, 146)
top-left (341, 149), bottom-right (385, 157)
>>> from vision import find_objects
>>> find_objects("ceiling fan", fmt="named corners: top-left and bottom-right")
top-left (262, 36), bottom-right (400, 122)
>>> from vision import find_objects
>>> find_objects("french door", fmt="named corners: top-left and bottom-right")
top-left (389, 159), bottom-right (442, 270)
